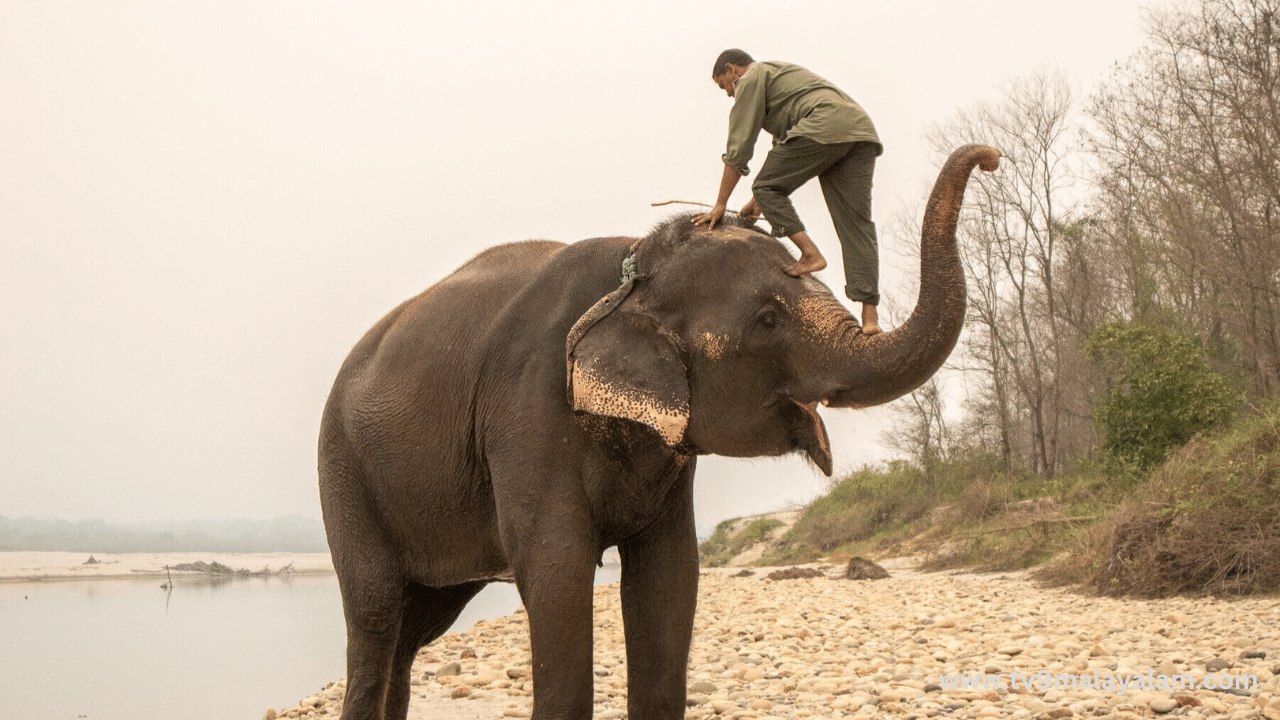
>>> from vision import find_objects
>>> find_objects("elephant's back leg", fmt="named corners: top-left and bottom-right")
top-left (330, 536), bottom-right (404, 720)
top-left (320, 418), bottom-right (406, 720)
top-left (384, 580), bottom-right (489, 719)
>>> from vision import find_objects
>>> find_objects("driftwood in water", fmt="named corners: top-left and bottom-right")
top-left (133, 560), bottom-right (297, 578)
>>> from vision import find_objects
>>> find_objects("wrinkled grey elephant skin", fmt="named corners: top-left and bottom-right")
top-left (319, 145), bottom-right (1000, 720)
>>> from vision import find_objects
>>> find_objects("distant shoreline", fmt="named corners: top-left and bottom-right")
top-left (0, 551), bottom-right (334, 584)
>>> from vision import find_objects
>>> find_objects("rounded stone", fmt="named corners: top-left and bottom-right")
top-left (1206, 658), bottom-right (1231, 672)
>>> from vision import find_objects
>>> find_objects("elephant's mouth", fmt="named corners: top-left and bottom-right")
top-left (774, 379), bottom-right (848, 410)
top-left (675, 438), bottom-right (705, 455)
top-left (777, 394), bottom-right (834, 476)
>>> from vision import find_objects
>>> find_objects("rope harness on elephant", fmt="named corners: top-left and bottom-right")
top-left (620, 252), bottom-right (638, 285)
top-left (620, 240), bottom-right (641, 285)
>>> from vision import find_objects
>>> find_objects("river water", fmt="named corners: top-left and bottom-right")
top-left (1, 566), bottom-right (621, 720)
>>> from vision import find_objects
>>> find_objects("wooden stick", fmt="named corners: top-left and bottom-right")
top-left (651, 200), bottom-right (765, 222)
top-left (651, 199), bottom-right (753, 216)
top-left (651, 199), bottom-right (717, 208)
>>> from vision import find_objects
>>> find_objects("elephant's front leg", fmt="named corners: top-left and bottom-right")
top-left (508, 512), bottom-right (599, 720)
top-left (618, 467), bottom-right (699, 720)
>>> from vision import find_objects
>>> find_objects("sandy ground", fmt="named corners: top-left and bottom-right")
top-left (0, 551), bottom-right (334, 582)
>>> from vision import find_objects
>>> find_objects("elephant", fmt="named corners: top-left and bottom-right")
top-left (318, 144), bottom-right (1000, 720)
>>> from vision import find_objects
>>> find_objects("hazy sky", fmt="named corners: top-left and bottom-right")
top-left (1, 1), bottom-right (1149, 529)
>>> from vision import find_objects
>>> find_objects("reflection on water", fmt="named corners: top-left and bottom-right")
top-left (0, 565), bottom-right (622, 720)
top-left (1, 574), bottom-right (345, 720)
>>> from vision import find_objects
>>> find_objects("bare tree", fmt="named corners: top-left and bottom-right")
top-left (925, 68), bottom-right (1095, 477)
top-left (883, 376), bottom-right (952, 482)
top-left (1090, 0), bottom-right (1280, 397)
top-left (880, 1), bottom-right (1278, 479)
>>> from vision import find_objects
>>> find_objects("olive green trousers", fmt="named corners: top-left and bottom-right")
top-left (752, 138), bottom-right (880, 305)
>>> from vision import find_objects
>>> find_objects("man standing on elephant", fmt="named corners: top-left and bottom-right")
top-left (693, 48), bottom-right (884, 335)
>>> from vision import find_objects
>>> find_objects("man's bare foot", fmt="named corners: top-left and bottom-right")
top-left (861, 304), bottom-right (882, 336)
top-left (785, 231), bottom-right (827, 276)
top-left (786, 253), bottom-right (828, 276)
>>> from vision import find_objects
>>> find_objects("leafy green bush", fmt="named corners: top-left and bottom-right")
top-left (1088, 321), bottom-right (1242, 469)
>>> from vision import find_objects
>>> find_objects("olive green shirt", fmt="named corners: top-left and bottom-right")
top-left (722, 61), bottom-right (882, 176)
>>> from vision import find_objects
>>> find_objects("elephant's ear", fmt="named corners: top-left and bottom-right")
top-left (566, 282), bottom-right (689, 446)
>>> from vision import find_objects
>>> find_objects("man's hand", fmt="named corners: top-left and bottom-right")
top-left (740, 196), bottom-right (761, 222)
top-left (693, 164), bottom-right (743, 230)
top-left (692, 203), bottom-right (728, 229)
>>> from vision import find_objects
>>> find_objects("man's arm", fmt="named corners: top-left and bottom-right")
top-left (722, 67), bottom-right (766, 174)
top-left (695, 67), bottom-right (766, 229)
top-left (692, 163), bottom-right (741, 228)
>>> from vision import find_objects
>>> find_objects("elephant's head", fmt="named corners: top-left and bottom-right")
top-left (567, 145), bottom-right (1000, 475)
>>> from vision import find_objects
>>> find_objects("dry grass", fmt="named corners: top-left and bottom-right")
top-left (704, 401), bottom-right (1280, 599)
top-left (698, 517), bottom-right (784, 567)
top-left (1037, 400), bottom-right (1280, 597)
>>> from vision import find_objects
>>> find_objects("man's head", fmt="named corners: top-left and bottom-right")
top-left (711, 48), bottom-right (753, 97)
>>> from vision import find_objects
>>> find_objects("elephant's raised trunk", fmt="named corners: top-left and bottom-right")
top-left (825, 144), bottom-right (1000, 409)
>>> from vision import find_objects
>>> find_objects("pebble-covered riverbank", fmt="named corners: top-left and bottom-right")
top-left (268, 562), bottom-right (1280, 720)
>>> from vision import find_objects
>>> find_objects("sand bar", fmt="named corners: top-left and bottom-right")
top-left (0, 551), bottom-right (334, 582)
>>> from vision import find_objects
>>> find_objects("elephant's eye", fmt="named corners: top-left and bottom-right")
top-left (757, 310), bottom-right (780, 330)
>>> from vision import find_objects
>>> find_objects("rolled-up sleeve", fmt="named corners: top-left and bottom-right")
top-left (722, 69), bottom-right (766, 176)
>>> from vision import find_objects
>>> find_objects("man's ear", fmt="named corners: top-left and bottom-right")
top-left (565, 282), bottom-right (689, 446)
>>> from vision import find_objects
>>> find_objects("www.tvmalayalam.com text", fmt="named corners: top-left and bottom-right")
top-left (940, 668), bottom-right (1257, 696)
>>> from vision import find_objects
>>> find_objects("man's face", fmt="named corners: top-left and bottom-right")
top-left (713, 65), bottom-right (745, 98)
